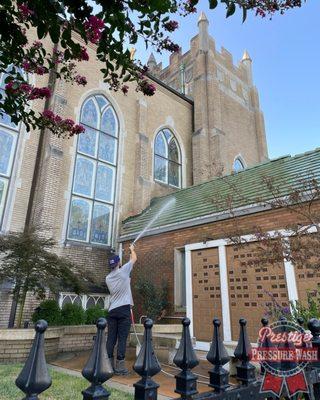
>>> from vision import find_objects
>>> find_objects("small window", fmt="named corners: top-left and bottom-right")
top-left (233, 157), bottom-right (245, 172)
top-left (154, 129), bottom-right (182, 188)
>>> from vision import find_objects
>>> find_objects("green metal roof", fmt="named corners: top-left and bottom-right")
top-left (120, 148), bottom-right (320, 239)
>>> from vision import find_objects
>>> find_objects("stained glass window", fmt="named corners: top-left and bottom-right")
top-left (67, 95), bottom-right (118, 246)
top-left (233, 157), bottom-right (245, 173)
top-left (0, 67), bottom-right (22, 228)
top-left (154, 129), bottom-right (181, 188)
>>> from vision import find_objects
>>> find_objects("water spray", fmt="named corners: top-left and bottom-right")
top-left (131, 197), bottom-right (176, 245)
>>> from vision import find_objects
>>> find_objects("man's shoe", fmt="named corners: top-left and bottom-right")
top-left (114, 359), bottom-right (129, 376)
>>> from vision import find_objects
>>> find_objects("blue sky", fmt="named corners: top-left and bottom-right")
top-left (133, 1), bottom-right (319, 160)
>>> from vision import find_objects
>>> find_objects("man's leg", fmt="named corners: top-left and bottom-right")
top-left (114, 307), bottom-right (131, 375)
top-left (106, 314), bottom-right (118, 360)
top-left (116, 314), bottom-right (131, 360)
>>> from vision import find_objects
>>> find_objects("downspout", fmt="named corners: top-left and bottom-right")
top-left (8, 44), bottom-right (58, 328)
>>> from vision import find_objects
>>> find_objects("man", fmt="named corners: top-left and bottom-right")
top-left (105, 244), bottom-right (137, 375)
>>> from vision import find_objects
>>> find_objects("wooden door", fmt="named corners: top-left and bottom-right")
top-left (191, 248), bottom-right (223, 342)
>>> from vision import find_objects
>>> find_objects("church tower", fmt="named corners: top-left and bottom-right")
top-left (152, 12), bottom-right (268, 184)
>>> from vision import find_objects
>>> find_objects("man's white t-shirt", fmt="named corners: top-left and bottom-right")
top-left (105, 261), bottom-right (133, 312)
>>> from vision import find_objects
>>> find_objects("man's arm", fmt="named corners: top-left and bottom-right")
top-left (129, 244), bottom-right (137, 264)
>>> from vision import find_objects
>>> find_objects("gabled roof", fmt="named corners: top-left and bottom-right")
top-left (120, 149), bottom-right (320, 240)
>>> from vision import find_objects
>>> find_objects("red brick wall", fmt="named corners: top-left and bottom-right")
top-left (122, 203), bottom-right (320, 321)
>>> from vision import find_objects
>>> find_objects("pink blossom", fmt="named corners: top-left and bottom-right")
top-left (5, 81), bottom-right (17, 93)
top-left (161, 38), bottom-right (180, 53)
top-left (20, 83), bottom-right (32, 93)
top-left (22, 60), bottom-right (32, 71)
top-left (53, 49), bottom-right (64, 64)
top-left (35, 66), bottom-right (47, 75)
top-left (71, 124), bottom-right (85, 135)
top-left (138, 80), bottom-right (156, 96)
top-left (84, 16), bottom-right (105, 44)
top-left (79, 47), bottom-right (89, 61)
top-left (32, 41), bottom-right (43, 49)
top-left (28, 87), bottom-right (51, 100)
top-left (256, 8), bottom-right (266, 17)
top-left (42, 109), bottom-right (55, 121)
top-left (18, 3), bottom-right (34, 20)
top-left (63, 119), bottom-right (75, 129)
top-left (163, 20), bottom-right (179, 32)
top-left (121, 85), bottom-right (129, 95)
top-left (54, 115), bottom-right (62, 123)
top-left (75, 75), bottom-right (87, 86)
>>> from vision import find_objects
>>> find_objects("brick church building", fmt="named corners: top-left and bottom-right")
top-left (2, 12), bottom-right (315, 340)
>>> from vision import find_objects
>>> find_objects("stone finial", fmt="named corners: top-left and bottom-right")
top-left (241, 50), bottom-right (253, 85)
top-left (197, 12), bottom-right (209, 51)
top-left (130, 47), bottom-right (136, 60)
top-left (147, 52), bottom-right (157, 70)
top-left (198, 11), bottom-right (209, 25)
top-left (242, 50), bottom-right (252, 62)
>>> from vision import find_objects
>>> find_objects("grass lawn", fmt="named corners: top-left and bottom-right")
top-left (0, 364), bottom-right (133, 400)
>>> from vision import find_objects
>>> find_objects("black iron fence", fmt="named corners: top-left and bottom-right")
top-left (14, 316), bottom-right (320, 399)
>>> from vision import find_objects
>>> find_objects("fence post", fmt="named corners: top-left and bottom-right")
top-left (234, 318), bottom-right (256, 385)
top-left (82, 317), bottom-right (113, 400)
top-left (206, 318), bottom-right (230, 392)
top-left (15, 320), bottom-right (52, 400)
top-left (173, 317), bottom-right (199, 398)
top-left (133, 318), bottom-right (161, 400)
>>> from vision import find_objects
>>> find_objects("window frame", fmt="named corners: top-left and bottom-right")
top-left (0, 68), bottom-right (23, 230)
top-left (66, 95), bottom-right (119, 247)
top-left (153, 128), bottom-right (182, 188)
top-left (233, 156), bottom-right (246, 173)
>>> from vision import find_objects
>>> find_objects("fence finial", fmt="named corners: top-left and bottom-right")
top-left (133, 318), bottom-right (161, 400)
top-left (234, 318), bottom-right (255, 385)
top-left (15, 319), bottom-right (52, 400)
top-left (82, 318), bottom-right (113, 400)
top-left (308, 318), bottom-right (320, 369)
top-left (206, 318), bottom-right (230, 392)
top-left (297, 316), bottom-right (304, 328)
top-left (173, 317), bottom-right (199, 397)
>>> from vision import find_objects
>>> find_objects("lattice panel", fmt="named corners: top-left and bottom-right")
top-left (226, 243), bottom-right (289, 342)
top-left (191, 248), bottom-right (223, 342)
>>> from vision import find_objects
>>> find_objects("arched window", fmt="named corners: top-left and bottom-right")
top-left (67, 95), bottom-right (118, 246)
top-left (233, 157), bottom-right (245, 173)
top-left (154, 128), bottom-right (181, 188)
top-left (0, 67), bottom-right (23, 228)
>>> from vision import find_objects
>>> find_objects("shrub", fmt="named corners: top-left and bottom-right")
top-left (265, 289), bottom-right (320, 328)
top-left (31, 299), bottom-right (62, 326)
top-left (61, 303), bottom-right (86, 325)
top-left (85, 305), bottom-right (108, 325)
top-left (135, 277), bottom-right (169, 321)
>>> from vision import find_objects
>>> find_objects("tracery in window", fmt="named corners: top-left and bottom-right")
top-left (67, 95), bottom-right (118, 246)
top-left (154, 128), bottom-right (181, 188)
top-left (233, 157), bottom-right (245, 172)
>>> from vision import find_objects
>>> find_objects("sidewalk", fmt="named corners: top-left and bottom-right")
top-left (50, 350), bottom-right (214, 399)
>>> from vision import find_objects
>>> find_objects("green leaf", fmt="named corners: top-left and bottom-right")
top-left (242, 7), bottom-right (247, 23)
top-left (226, 2), bottom-right (236, 17)
top-left (209, 0), bottom-right (218, 9)
top-left (49, 24), bottom-right (60, 44)
top-left (37, 23), bottom-right (47, 39)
